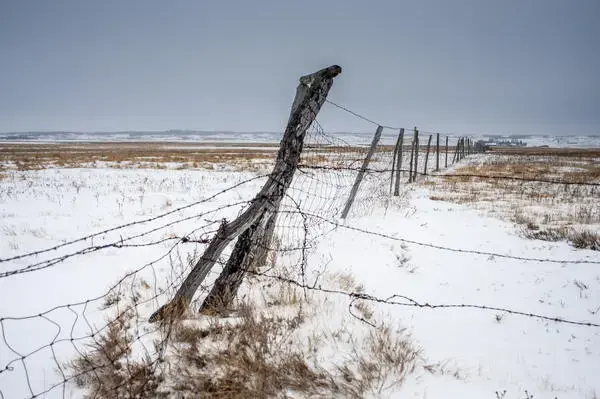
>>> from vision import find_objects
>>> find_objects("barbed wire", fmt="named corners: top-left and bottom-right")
top-left (0, 174), bottom-right (269, 264)
top-left (248, 270), bottom-right (600, 328)
top-left (276, 209), bottom-right (600, 265)
top-left (298, 164), bottom-right (600, 186)
top-left (0, 200), bottom-right (251, 279)
top-left (326, 99), bottom-right (450, 136)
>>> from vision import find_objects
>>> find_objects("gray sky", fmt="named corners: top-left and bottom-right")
top-left (1, 0), bottom-right (598, 135)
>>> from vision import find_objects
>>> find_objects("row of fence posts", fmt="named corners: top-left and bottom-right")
top-left (392, 128), bottom-right (478, 192)
top-left (341, 126), bottom-right (484, 219)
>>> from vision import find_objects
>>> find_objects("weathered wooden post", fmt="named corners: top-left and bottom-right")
top-left (435, 133), bottom-right (440, 171)
top-left (408, 134), bottom-right (415, 183)
top-left (393, 128), bottom-right (404, 195)
top-left (452, 137), bottom-right (460, 164)
top-left (412, 128), bottom-right (419, 182)
top-left (445, 136), bottom-right (448, 168)
top-left (423, 134), bottom-right (432, 175)
top-left (149, 65), bottom-right (342, 322)
top-left (341, 125), bottom-right (383, 218)
top-left (389, 131), bottom-right (400, 194)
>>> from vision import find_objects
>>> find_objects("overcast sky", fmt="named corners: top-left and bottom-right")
top-left (1, 0), bottom-right (598, 135)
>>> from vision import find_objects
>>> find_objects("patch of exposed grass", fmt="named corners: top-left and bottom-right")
top-left (169, 303), bottom-right (334, 398)
top-left (522, 226), bottom-right (569, 242)
top-left (71, 273), bottom-right (421, 398)
top-left (337, 325), bottom-right (421, 396)
top-left (569, 230), bottom-right (600, 251)
top-left (67, 310), bottom-right (164, 398)
top-left (521, 225), bottom-right (600, 251)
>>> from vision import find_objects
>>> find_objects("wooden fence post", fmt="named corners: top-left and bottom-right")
top-left (389, 130), bottom-right (400, 194)
top-left (408, 134), bottom-right (415, 183)
top-left (149, 65), bottom-right (342, 322)
top-left (435, 133), bottom-right (440, 171)
top-left (393, 128), bottom-right (404, 195)
top-left (452, 137), bottom-right (460, 164)
top-left (340, 125), bottom-right (383, 219)
top-left (445, 136), bottom-right (448, 168)
top-left (424, 134), bottom-right (432, 175)
top-left (412, 128), bottom-right (419, 182)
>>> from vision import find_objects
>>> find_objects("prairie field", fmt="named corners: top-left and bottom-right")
top-left (1, 143), bottom-right (599, 399)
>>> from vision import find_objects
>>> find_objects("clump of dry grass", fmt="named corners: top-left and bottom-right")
top-left (337, 326), bottom-right (421, 396)
top-left (521, 225), bottom-right (600, 251)
top-left (522, 226), bottom-right (569, 242)
top-left (569, 230), bottom-right (600, 251)
top-left (68, 309), bottom-right (164, 399)
top-left (169, 303), bottom-right (336, 398)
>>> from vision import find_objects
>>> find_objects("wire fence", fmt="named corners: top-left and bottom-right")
top-left (1, 100), bottom-right (599, 398)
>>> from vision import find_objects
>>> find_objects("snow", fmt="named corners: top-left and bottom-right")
top-left (2, 130), bottom-right (600, 148)
top-left (1, 162), bottom-right (599, 398)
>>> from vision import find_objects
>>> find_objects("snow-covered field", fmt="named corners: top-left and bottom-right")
top-left (2, 130), bottom-right (600, 148)
top-left (1, 150), bottom-right (599, 398)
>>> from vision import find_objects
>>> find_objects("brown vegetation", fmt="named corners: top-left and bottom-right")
top-left (427, 152), bottom-right (600, 249)
top-left (70, 276), bottom-right (422, 398)
top-left (0, 142), bottom-right (279, 171)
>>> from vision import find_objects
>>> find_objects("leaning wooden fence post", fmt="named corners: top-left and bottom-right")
top-left (412, 128), bottom-right (419, 182)
top-left (445, 136), bottom-right (448, 168)
top-left (423, 134), bottom-right (432, 175)
top-left (149, 65), bottom-right (342, 322)
top-left (435, 133), bottom-right (440, 171)
top-left (393, 128), bottom-right (404, 196)
top-left (340, 125), bottom-right (383, 219)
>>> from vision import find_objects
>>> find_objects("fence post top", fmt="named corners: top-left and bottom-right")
top-left (299, 65), bottom-right (342, 85)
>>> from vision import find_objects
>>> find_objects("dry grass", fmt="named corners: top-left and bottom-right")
top-left (446, 161), bottom-right (600, 185)
top-left (521, 226), bottom-right (570, 242)
top-left (427, 152), bottom-right (600, 249)
top-left (569, 230), bottom-right (600, 251)
top-left (70, 272), bottom-right (421, 398)
top-left (336, 326), bottom-right (420, 396)
top-left (68, 310), bottom-right (164, 398)
top-left (488, 147), bottom-right (600, 158)
top-left (0, 142), bottom-right (279, 171)
top-left (0, 142), bottom-right (384, 172)
top-left (169, 303), bottom-right (335, 398)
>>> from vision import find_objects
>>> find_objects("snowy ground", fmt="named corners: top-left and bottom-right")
top-left (1, 155), bottom-right (599, 398)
